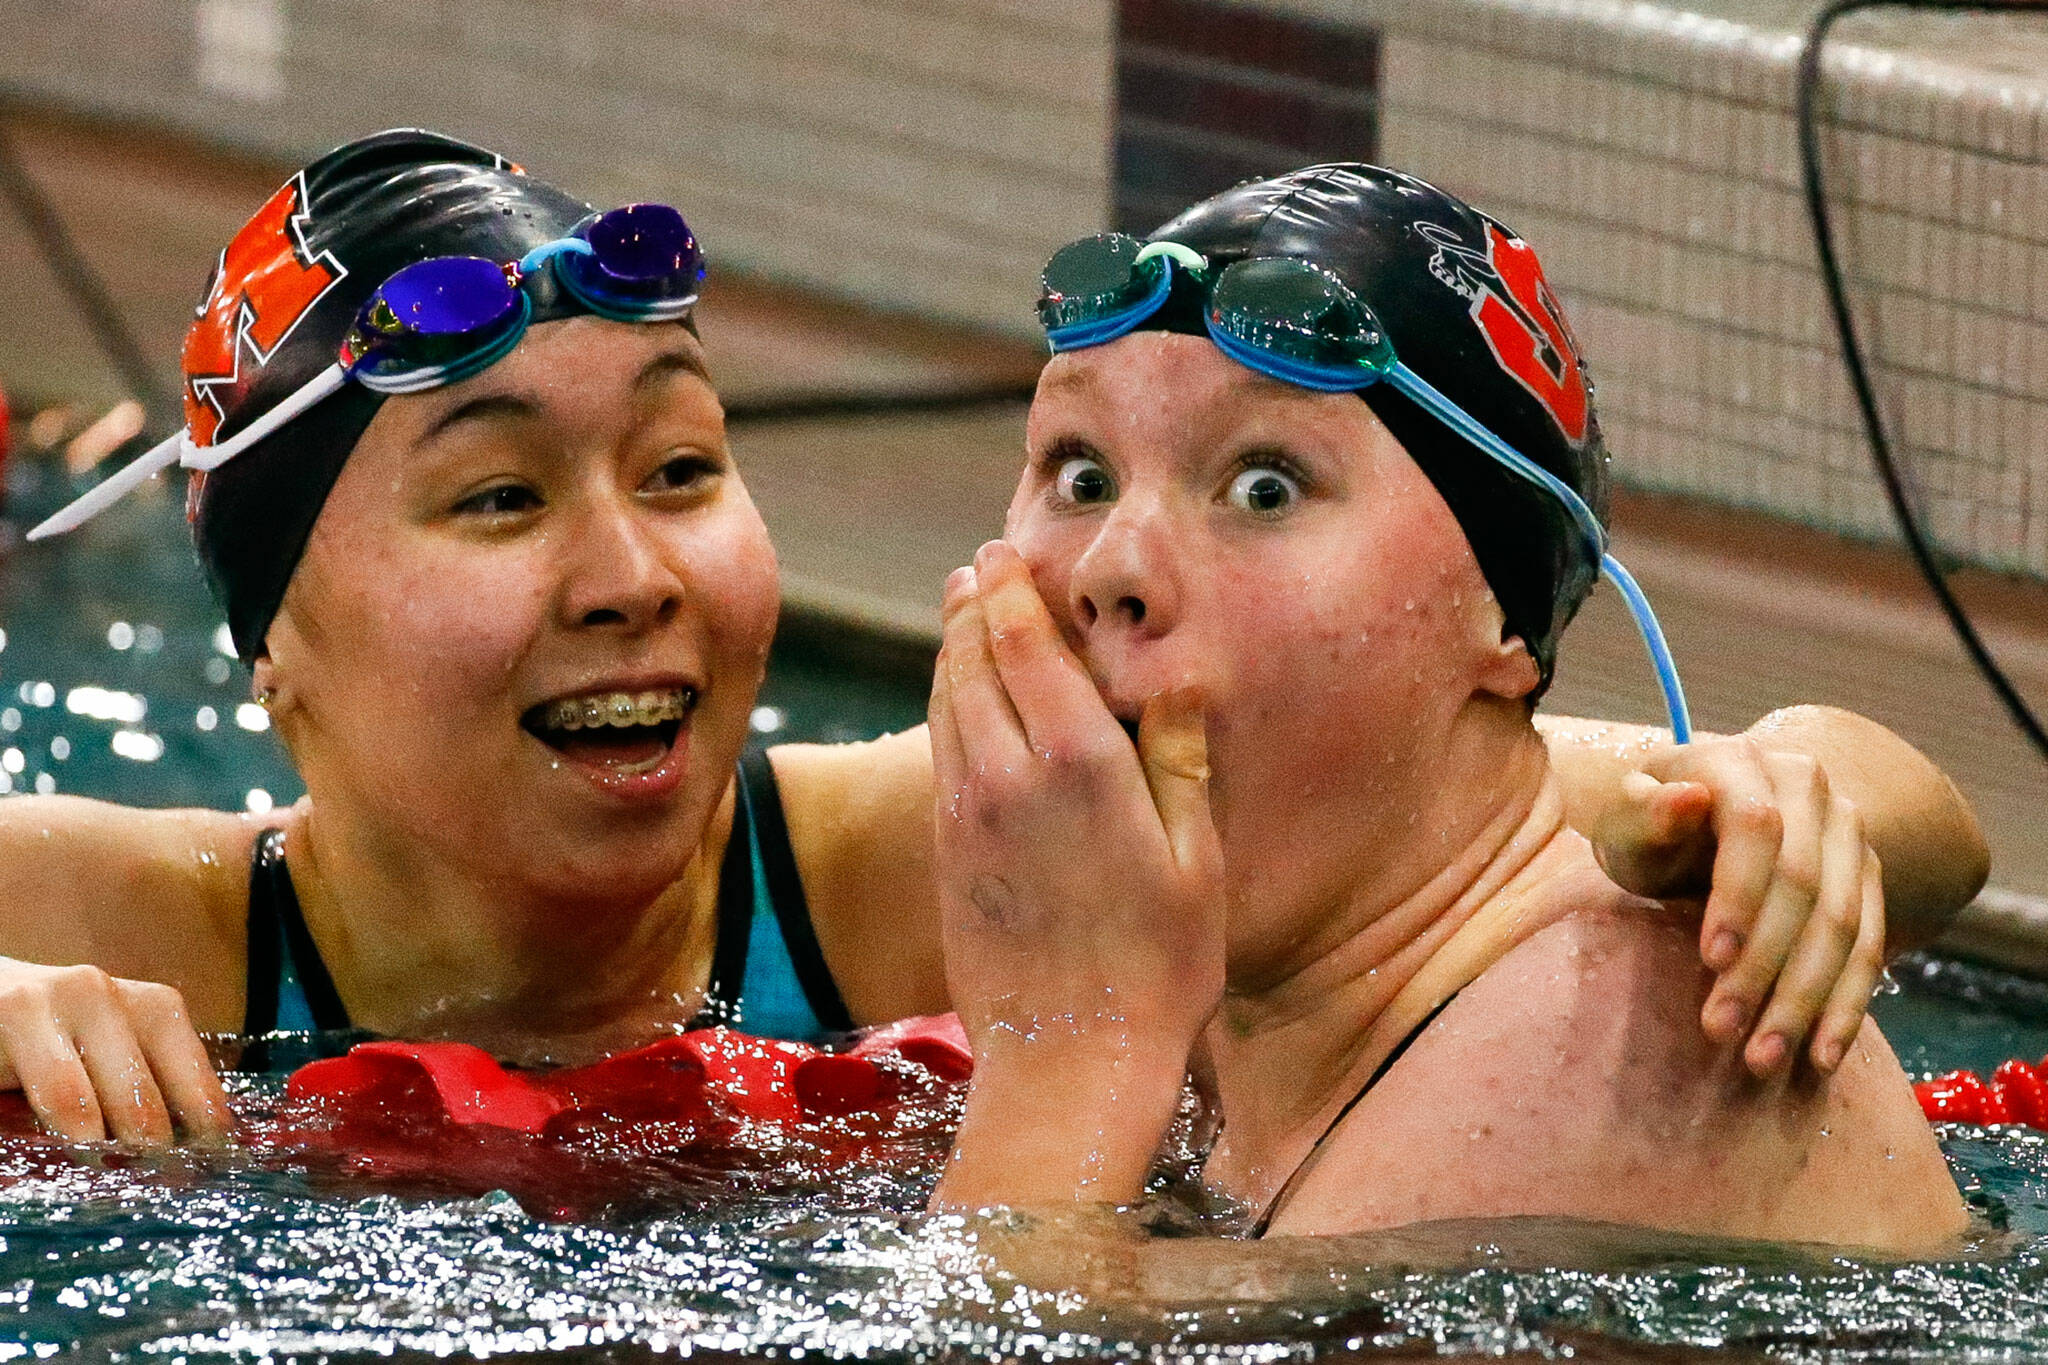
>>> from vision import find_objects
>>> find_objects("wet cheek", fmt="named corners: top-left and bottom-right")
top-left (692, 521), bottom-right (782, 671)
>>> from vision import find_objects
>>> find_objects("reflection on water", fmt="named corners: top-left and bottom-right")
top-left (0, 1035), bottom-right (2037, 1363)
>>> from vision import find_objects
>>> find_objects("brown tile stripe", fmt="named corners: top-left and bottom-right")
top-left (1120, 0), bottom-right (1380, 90)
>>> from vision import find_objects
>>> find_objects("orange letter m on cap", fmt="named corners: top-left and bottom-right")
top-left (183, 174), bottom-right (346, 448)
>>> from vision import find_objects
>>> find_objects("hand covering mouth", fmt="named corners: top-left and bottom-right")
top-left (519, 686), bottom-right (697, 773)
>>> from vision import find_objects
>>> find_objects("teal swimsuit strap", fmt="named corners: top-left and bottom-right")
top-left (696, 753), bottom-right (852, 1041)
top-left (239, 755), bottom-right (851, 1053)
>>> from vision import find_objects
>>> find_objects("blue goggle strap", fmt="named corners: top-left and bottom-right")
top-left (1382, 361), bottom-right (1691, 742)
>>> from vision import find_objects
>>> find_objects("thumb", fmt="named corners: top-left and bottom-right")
top-left (1138, 686), bottom-right (1215, 874)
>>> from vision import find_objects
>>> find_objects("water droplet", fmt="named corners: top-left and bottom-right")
top-left (107, 621), bottom-right (135, 651)
top-left (245, 788), bottom-right (274, 815)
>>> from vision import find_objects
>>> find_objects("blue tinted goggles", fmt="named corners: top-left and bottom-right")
top-left (33, 203), bottom-right (704, 541)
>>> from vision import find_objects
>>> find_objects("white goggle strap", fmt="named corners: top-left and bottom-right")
top-left (25, 430), bottom-right (187, 541)
top-left (25, 363), bottom-right (350, 541)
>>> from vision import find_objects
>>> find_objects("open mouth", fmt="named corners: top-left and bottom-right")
top-left (520, 687), bottom-right (697, 775)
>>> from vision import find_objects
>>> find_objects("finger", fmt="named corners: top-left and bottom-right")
top-left (1138, 687), bottom-right (1215, 875)
top-left (929, 572), bottom-right (972, 790)
top-left (1695, 747), bottom-right (1782, 974)
top-left (119, 981), bottom-right (234, 1142)
top-left (1598, 774), bottom-right (1714, 899)
top-left (1809, 851), bottom-right (1886, 1074)
top-left (973, 541), bottom-right (1119, 757)
top-left (941, 568), bottom-right (1030, 774)
top-left (1648, 780), bottom-right (1715, 855)
top-left (1701, 763), bottom-right (1819, 1047)
top-left (1741, 798), bottom-right (1866, 1076)
top-left (0, 1013), bottom-right (108, 1142)
top-left (72, 1007), bottom-right (173, 1146)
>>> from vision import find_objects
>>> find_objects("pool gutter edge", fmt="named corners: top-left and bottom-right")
top-left (1937, 888), bottom-right (2048, 984)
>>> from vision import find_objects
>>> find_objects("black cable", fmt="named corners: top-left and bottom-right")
top-left (0, 111), bottom-right (180, 433)
top-left (1798, 0), bottom-right (2048, 762)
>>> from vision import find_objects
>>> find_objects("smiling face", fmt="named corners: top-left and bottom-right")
top-left (1008, 333), bottom-right (1540, 966)
top-left (259, 316), bottom-right (779, 906)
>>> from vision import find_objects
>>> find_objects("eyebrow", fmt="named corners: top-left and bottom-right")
top-left (421, 393), bottom-right (541, 443)
top-left (416, 348), bottom-right (712, 446)
top-left (636, 348), bottom-right (712, 390)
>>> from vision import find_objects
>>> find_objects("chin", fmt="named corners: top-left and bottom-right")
top-left (514, 815), bottom-right (699, 907)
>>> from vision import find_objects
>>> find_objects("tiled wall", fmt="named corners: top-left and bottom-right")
top-left (0, 0), bottom-right (1112, 334)
top-left (2, 0), bottom-right (2045, 578)
top-left (1244, 0), bottom-right (2048, 579)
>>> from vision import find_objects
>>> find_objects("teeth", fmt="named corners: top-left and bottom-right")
top-left (538, 687), bottom-right (695, 732)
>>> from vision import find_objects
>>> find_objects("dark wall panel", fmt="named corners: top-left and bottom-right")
top-left (1114, 0), bottom-right (1381, 232)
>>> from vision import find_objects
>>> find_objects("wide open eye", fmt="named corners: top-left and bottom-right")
top-left (1226, 466), bottom-right (1300, 515)
top-left (1055, 455), bottom-right (1116, 506)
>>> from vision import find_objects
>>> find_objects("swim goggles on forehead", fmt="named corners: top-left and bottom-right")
top-left (28, 203), bottom-right (705, 542)
top-left (1038, 233), bottom-right (1692, 742)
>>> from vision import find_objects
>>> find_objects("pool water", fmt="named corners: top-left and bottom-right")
top-left (5, 459), bottom-right (2048, 1361)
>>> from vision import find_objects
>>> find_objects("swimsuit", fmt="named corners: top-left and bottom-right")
top-left (1249, 991), bottom-right (1460, 1236)
top-left (240, 749), bottom-right (852, 1061)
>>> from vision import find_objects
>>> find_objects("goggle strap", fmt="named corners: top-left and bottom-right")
top-left (185, 364), bottom-right (350, 471)
top-left (1383, 362), bottom-right (1607, 559)
top-left (27, 363), bottom-right (352, 541)
top-left (517, 238), bottom-right (594, 276)
top-left (1602, 552), bottom-right (1693, 743)
top-left (1134, 241), bottom-right (1207, 272)
top-left (25, 429), bottom-right (187, 541)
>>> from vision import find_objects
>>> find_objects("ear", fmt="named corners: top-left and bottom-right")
top-left (1476, 635), bottom-right (1541, 701)
top-left (249, 648), bottom-right (281, 706)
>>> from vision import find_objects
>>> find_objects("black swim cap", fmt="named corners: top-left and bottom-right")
top-left (1146, 164), bottom-right (1609, 693)
top-left (183, 129), bottom-right (606, 663)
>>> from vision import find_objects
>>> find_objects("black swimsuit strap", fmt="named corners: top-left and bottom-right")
top-left (1249, 991), bottom-right (1461, 1237)
top-left (739, 747), bottom-right (854, 1032)
top-left (242, 829), bottom-right (352, 1069)
top-left (697, 769), bottom-right (759, 1028)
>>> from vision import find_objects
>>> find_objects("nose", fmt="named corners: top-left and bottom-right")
top-left (558, 495), bottom-right (685, 634)
top-left (1067, 495), bottom-right (1181, 642)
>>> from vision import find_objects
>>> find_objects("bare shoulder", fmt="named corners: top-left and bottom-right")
top-left (1271, 907), bottom-right (1965, 1251)
top-left (767, 729), bottom-right (947, 1024)
top-left (0, 795), bottom-right (263, 1027)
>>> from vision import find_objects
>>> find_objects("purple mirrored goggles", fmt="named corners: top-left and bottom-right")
top-left (31, 202), bottom-right (704, 541)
